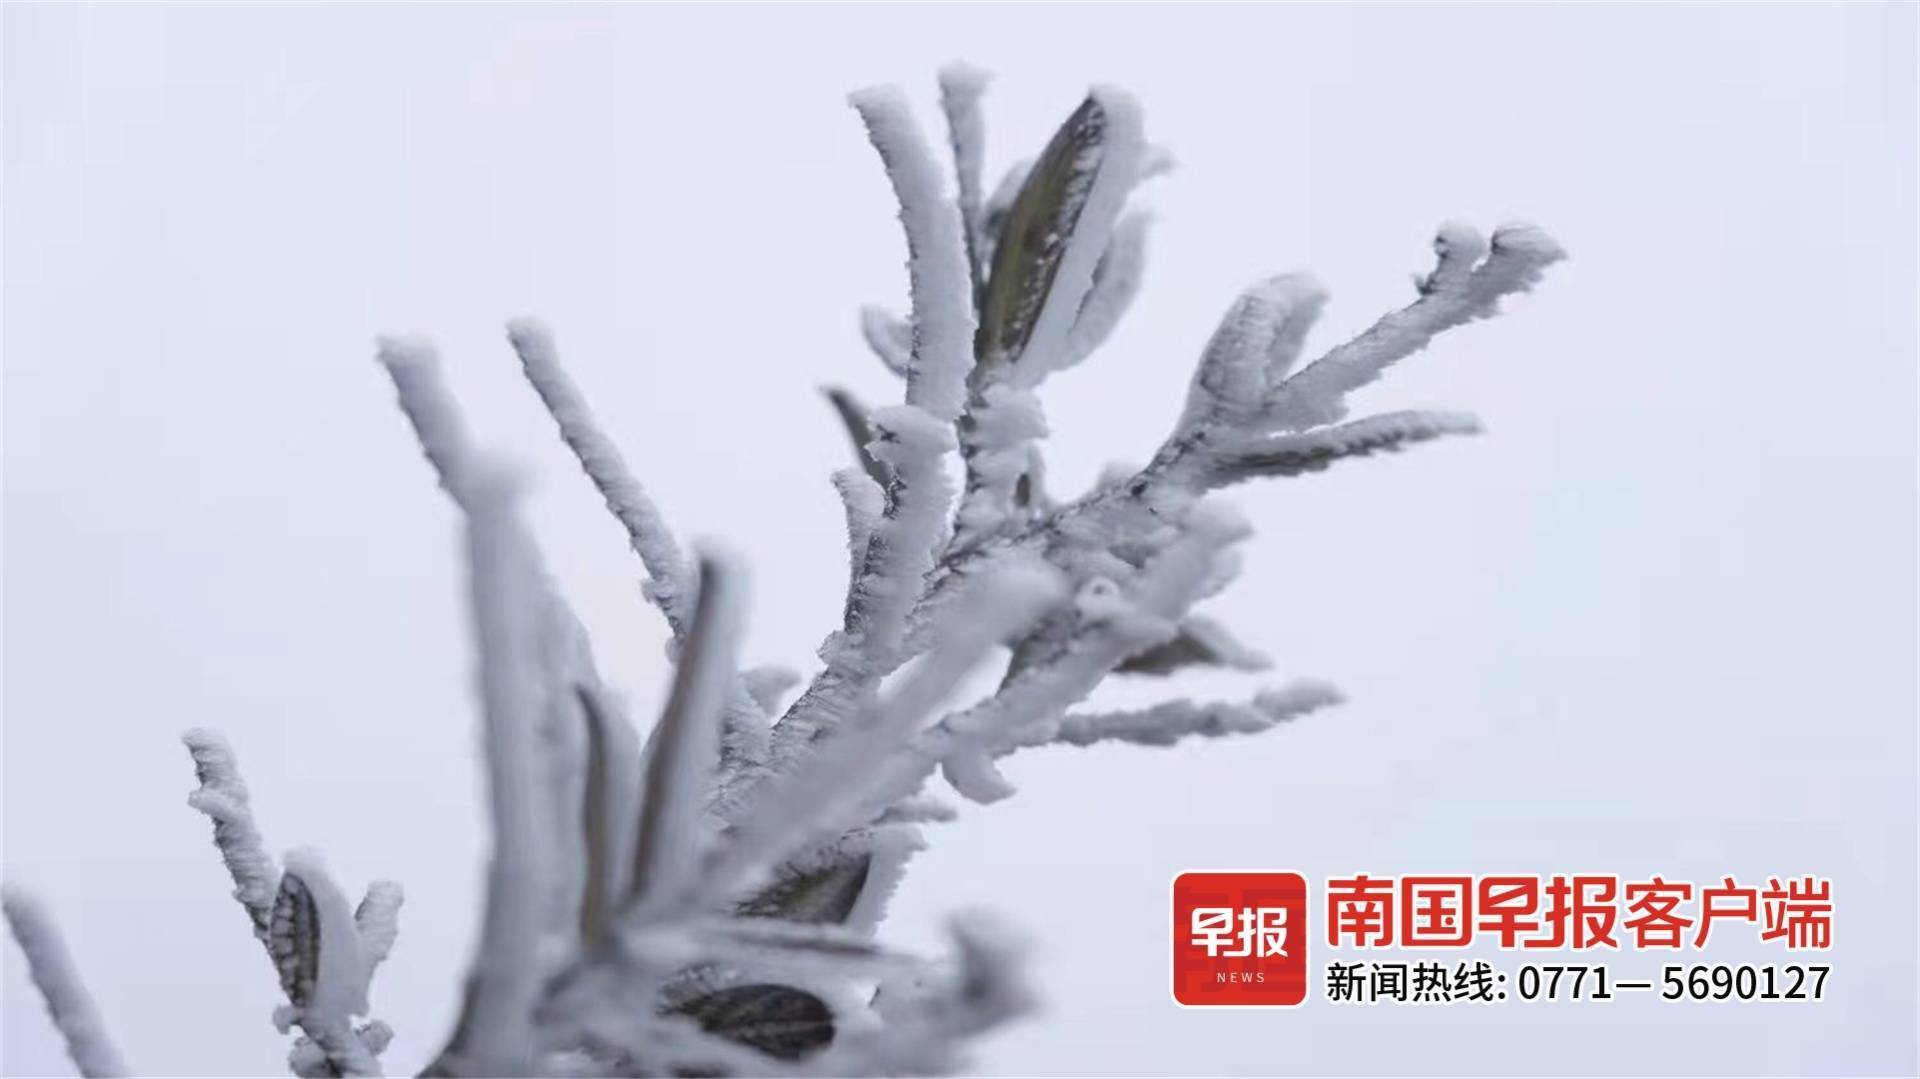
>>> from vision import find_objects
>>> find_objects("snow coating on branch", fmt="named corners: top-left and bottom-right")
top-left (1044, 679), bottom-right (1343, 749)
top-left (508, 318), bottom-right (696, 636)
top-left (436, 463), bottom-right (549, 1078)
top-left (709, 559), bottom-right (1063, 905)
top-left (1268, 223), bottom-right (1564, 430)
top-left (850, 85), bottom-right (977, 424)
top-left (10, 69), bottom-right (1565, 1079)
top-left (934, 506), bottom-right (1248, 802)
top-left (354, 881), bottom-right (404, 974)
top-left (2, 888), bottom-right (130, 1078)
top-left (938, 62), bottom-right (992, 286)
top-left (375, 335), bottom-right (476, 496)
top-left (1181, 274), bottom-right (1330, 430)
top-left (182, 728), bottom-right (280, 937)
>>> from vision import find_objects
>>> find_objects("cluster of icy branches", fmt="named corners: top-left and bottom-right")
top-left (4, 65), bottom-right (1560, 1078)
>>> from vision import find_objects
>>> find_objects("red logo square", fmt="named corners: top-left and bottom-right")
top-left (1173, 872), bottom-right (1309, 1006)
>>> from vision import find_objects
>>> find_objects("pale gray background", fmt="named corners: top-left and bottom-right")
top-left (5, 4), bottom-right (1915, 1076)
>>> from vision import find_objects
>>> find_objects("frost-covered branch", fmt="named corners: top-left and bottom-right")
top-left (12, 65), bottom-right (1560, 1079)
top-left (1040, 680), bottom-right (1343, 749)
top-left (710, 559), bottom-right (1063, 906)
top-left (508, 319), bottom-right (696, 636)
top-left (1265, 223), bottom-right (1565, 431)
top-left (3, 888), bottom-right (130, 1078)
top-left (847, 86), bottom-right (975, 424)
top-left (183, 731), bottom-right (394, 1077)
top-left (937, 62), bottom-right (991, 291)
top-left (771, 87), bottom-right (979, 758)
top-left (429, 465), bottom-right (549, 1078)
top-left (182, 728), bottom-right (280, 937)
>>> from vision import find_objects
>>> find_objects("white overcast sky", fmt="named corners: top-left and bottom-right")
top-left (4, 4), bottom-right (1915, 1076)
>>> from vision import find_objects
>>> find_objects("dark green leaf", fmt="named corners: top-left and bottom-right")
top-left (268, 872), bottom-right (318, 1008)
top-left (734, 855), bottom-right (871, 925)
top-left (674, 984), bottom-right (834, 1061)
top-left (975, 96), bottom-right (1110, 376)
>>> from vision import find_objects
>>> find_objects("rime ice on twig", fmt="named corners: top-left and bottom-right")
top-left (508, 319), bottom-right (696, 636)
top-left (1043, 680), bottom-right (1344, 749)
top-left (183, 731), bottom-right (394, 1076)
top-left (430, 465), bottom-right (549, 1078)
top-left (847, 86), bottom-right (975, 425)
top-left (182, 728), bottom-right (280, 936)
top-left (354, 881), bottom-right (404, 975)
top-left (11, 66), bottom-right (1560, 1078)
top-left (2, 888), bottom-right (130, 1078)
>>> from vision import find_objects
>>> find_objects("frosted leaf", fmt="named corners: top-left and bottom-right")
top-left (1062, 211), bottom-right (1153, 369)
top-left (858, 304), bottom-right (912, 378)
top-left (674, 984), bottom-right (835, 1061)
top-left (822, 385), bottom-right (888, 486)
top-left (742, 666), bottom-right (802, 717)
top-left (279, 850), bottom-right (370, 1025)
top-left (976, 88), bottom-right (1143, 384)
top-left (1207, 410), bottom-right (1483, 487)
top-left (270, 872), bottom-right (321, 1009)
top-left (1116, 614), bottom-right (1271, 676)
top-left (631, 553), bottom-right (747, 911)
top-left (735, 855), bottom-right (872, 925)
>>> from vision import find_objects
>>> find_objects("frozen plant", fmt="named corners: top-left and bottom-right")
top-left (4, 65), bottom-right (1562, 1078)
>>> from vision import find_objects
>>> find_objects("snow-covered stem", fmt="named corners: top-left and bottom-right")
top-left (375, 336), bottom-right (476, 496)
top-left (938, 62), bottom-right (992, 291)
top-left (1041, 680), bottom-right (1344, 749)
top-left (847, 85), bottom-right (976, 425)
top-left (182, 728), bottom-right (280, 937)
top-left (1266, 223), bottom-right (1564, 430)
top-left (354, 882), bottom-right (404, 975)
top-left (432, 465), bottom-right (549, 1078)
top-left (2, 888), bottom-right (130, 1078)
top-left (707, 560), bottom-right (1063, 905)
top-left (508, 318), bottom-right (696, 636)
top-left (768, 88), bottom-right (980, 759)
top-left (182, 734), bottom-right (394, 1075)
top-left (934, 505), bottom-right (1250, 803)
